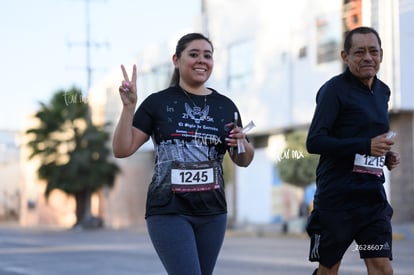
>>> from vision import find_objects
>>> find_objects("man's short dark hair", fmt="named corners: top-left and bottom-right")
top-left (343, 26), bottom-right (382, 53)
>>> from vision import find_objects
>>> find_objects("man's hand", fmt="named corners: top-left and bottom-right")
top-left (385, 151), bottom-right (400, 170)
top-left (371, 133), bottom-right (394, 157)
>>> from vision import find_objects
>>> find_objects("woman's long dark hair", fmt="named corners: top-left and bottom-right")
top-left (169, 33), bottom-right (214, 87)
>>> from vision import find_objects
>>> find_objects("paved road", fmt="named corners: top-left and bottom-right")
top-left (0, 225), bottom-right (412, 275)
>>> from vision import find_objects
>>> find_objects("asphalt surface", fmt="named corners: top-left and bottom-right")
top-left (0, 223), bottom-right (413, 275)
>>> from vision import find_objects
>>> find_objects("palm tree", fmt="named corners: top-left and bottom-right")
top-left (26, 87), bottom-right (120, 228)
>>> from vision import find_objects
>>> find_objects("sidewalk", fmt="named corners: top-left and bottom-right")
top-left (227, 221), bottom-right (414, 240)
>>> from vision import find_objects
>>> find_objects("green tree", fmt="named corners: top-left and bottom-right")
top-left (276, 131), bottom-right (318, 221)
top-left (276, 131), bottom-right (318, 188)
top-left (26, 87), bottom-right (120, 229)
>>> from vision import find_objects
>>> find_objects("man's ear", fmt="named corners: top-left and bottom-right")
top-left (340, 50), bottom-right (348, 64)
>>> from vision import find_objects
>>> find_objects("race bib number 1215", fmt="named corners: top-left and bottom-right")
top-left (352, 153), bottom-right (385, 176)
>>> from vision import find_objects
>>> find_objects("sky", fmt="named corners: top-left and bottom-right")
top-left (0, 0), bottom-right (201, 131)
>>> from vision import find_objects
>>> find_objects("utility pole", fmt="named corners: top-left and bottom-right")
top-left (68, 0), bottom-right (109, 95)
top-left (85, 0), bottom-right (92, 91)
top-left (201, 0), bottom-right (209, 36)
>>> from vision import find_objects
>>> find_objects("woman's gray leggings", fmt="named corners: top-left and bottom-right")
top-left (146, 214), bottom-right (227, 275)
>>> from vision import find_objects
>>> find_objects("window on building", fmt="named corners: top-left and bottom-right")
top-left (139, 63), bottom-right (172, 96)
top-left (227, 40), bottom-right (255, 90)
top-left (316, 15), bottom-right (341, 64)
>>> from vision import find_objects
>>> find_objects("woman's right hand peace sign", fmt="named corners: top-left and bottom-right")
top-left (119, 64), bottom-right (137, 107)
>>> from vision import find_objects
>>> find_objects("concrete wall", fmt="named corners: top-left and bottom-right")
top-left (389, 111), bottom-right (414, 222)
top-left (102, 151), bottom-right (154, 229)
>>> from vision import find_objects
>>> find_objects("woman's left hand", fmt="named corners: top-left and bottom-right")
top-left (226, 124), bottom-right (246, 148)
top-left (226, 123), bottom-right (254, 167)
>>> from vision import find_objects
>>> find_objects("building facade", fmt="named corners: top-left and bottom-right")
top-left (0, 130), bottom-right (21, 221)
top-left (91, 0), bottom-right (414, 227)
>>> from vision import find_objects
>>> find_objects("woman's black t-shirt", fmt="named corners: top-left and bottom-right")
top-left (133, 85), bottom-right (242, 218)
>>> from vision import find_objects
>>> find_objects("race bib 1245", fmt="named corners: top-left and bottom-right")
top-left (171, 161), bottom-right (220, 192)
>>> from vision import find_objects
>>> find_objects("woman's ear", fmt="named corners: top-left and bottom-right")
top-left (172, 54), bottom-right (178, 68)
